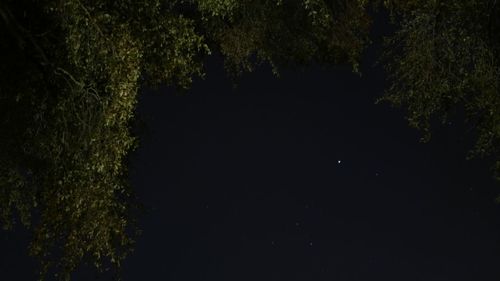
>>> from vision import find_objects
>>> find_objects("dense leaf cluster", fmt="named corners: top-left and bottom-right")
top-left (198, 0), bottom-right (370, 74)
top-left (382, 0), bottom-right (500, 178)
top-left (1, 0), bottom-right (206, 279)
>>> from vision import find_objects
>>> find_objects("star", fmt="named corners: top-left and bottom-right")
top-left (337, 160), bottom-right (341, 164)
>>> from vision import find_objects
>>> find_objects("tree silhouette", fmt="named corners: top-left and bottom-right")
top-left (0, 0), bottom-right (368, 279)
top-left (0, 0), bottom-right (207, 279)
top-left (382, 0), bottom-right (500, 178)
top-left (1, 0), bottom-right (500, 280)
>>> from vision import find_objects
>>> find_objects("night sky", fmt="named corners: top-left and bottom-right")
top-left (122, 57), bottom-right (500, 281)
top-left (3, 29), bottom-right (500, 281)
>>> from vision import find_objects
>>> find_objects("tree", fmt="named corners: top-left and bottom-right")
top-left (0, 0), bottom-right (370, 279)
top-left (196, 0), bottom-right (371, 74)
top-left (0, 0), bottom-right (207, 279)
top-left (3, 0), bottom-right (500, 279)
top-left (381, 0), bottom-right (500, 179)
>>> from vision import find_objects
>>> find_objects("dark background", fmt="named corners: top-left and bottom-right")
top-left (2, 29), bottom-right (500, 281)
top-left (124, 57), bottom-right (500, 281)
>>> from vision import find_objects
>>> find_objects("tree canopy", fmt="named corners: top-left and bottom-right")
top-left (382, 0), bottom-right (500, 178)
top-left (197, 0), bottom-right (370, 73)
top-left (1, 0), bottom-right (207, 279)
top-left (1, 0), bottom-right (500, 280)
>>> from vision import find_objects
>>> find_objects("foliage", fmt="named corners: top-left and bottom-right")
top-left (381, 0), bottom-right (500, 178)
top-left (3, 0), bottom-right (500, 280)
top-left (196, 0), bottom-right (371, 74)
top-left (0, 0), bottom-right (207, 279)
top-left (1, 0), bottom-right (369, 279)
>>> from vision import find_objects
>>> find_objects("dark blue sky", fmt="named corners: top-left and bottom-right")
top-left (2, 41), bottom-right (500, 281)
top-left (122, 56), bottom-right (500, 280)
